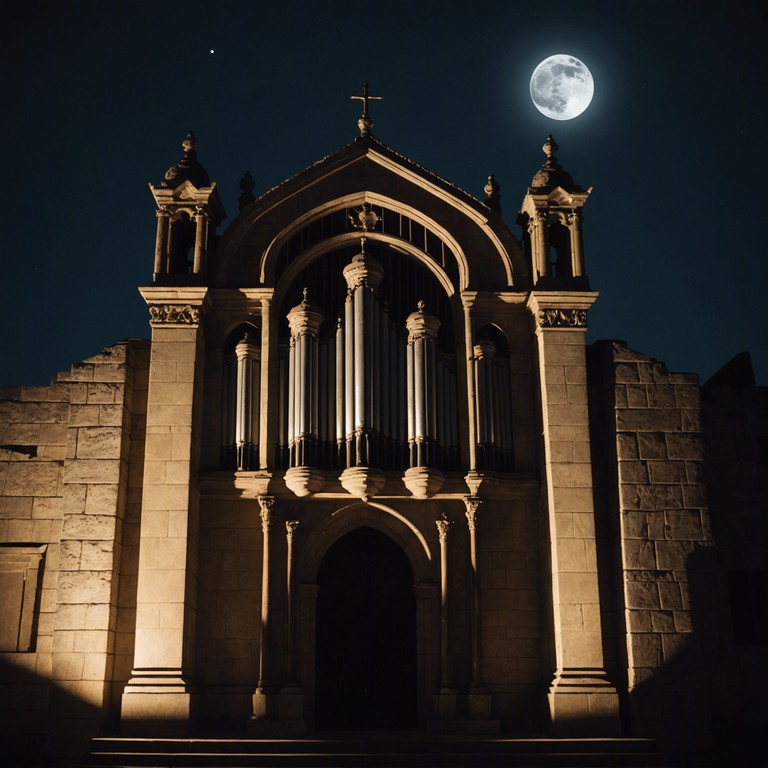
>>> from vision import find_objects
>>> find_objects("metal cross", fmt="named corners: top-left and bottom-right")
top-left (350, 82), bottom-right (382, 118)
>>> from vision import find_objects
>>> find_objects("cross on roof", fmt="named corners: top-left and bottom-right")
top-left (350, 82), bottom-right (382, 137)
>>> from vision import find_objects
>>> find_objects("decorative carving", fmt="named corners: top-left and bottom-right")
top-left (406, 300), bottom-right (441, 343)
top-left (285, 520), bottom-right (299, 543)
top-left (436, 519), bottom-right (452, 544)
top-left (148, 304), bottom-right (201, 325)
top-left (155, 206), bottom-right (170, 219)
top-left (342, 251), bottom-right (385, 293)
top-left (464, 496), bottom-right (481, 530)
top-left (286, 288), bottom-right (325, 340)
top-left (348, 204), bottom-right (380, 233)
top-left (258, 495), bottom-right (274, 532)
top-left (537, 308), bottom-right (588, 328)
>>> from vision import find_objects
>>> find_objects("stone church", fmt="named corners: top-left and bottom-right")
top-left (1, 97), bottom-right (765, 767)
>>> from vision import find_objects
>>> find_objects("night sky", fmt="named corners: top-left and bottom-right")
top-left (3, 0), bottom-right (766, 386)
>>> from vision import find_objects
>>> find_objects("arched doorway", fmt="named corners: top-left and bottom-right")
top-left (315, 526), bottom-right (417, 730)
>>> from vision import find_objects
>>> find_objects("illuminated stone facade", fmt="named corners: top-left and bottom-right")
top-left (0, 129), bottom-right (765, 766)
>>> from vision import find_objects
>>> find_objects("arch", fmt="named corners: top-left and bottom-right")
top-left (297, 501), bottom-right (433, 585)
top-left (259, 192), bottom-right (514, 292)
top-left (295, 502), bottom-right (439, 729)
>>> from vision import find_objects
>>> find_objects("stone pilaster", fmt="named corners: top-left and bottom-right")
top-left (121, 287), bottom-right (209, 736)
top-left (528, 292), bottom-right (620, 736)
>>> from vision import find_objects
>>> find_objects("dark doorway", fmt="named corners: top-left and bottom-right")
top-left (315, 526), bottom-right (417, 730)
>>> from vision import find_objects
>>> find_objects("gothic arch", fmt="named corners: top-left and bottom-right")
top-left (296, 501), bottom-right (433, 585)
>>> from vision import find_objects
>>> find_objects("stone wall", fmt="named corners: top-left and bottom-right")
top-left (0, 340), bottom-right (148, 763)
top-left (588, 341), bottom-right (718, 762)
top-left (701, 370), bottom-right (768, 763)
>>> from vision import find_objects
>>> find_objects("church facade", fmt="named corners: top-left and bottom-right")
top-left (1, 110), bottom-right (765, 766)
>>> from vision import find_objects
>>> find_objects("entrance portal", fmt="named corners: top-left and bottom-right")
top-left (315, 526), bottom-right (417, 730)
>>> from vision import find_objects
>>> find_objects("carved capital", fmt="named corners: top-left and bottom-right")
top-left (286, 520), bottom-right (299, 543)
top-left (258, 495), bottom-right (274, 532)
top-left (286, 290), bottom-right (324, 340)
top-left (406, 301), bottom-right (441, 343)
top-left (537, 308), bottom-right (588, 328)
top-left (463, 496), bottom-right (481, 530)
top-left (342, 252), bottom-right (384, 293)
top-left (436, 519), bottom-right (452, 544)
top-left (194, 204), bottom-right (209, 219)
top-left (148, 304), bottom-right (201, 325)
top-left (156, 206), bottom-right (171, 219)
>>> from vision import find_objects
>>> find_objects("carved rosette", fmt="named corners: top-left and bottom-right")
top-left (148, 304), bottom-right (201, 325)
top-left (537, 308), bottom-right (588, 328)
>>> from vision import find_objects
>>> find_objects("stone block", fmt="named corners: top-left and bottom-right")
top-left (98, 404), bottom-right (126, 426)
top-left (648, 460), bottom-right (687, 484)
top-left (54, 603), bottom-right (88, 631)
top-left (76, 427), bottom-right (123, 459)
top-left (73, 630), bottom-right (110, 653)
top-left (626, 384), bottom-right (648, 408)
top-left (618, 461), bottom-right (648, 483)
top-left (630, 633), bottom-right (662, 667)
top-left (64, 458), bottom-right (121, 485)
top-left (59, 540), bottom-right (83, 570)
top-left (4, 462), bottom-right (61, 497)
top-left (682, 484), bottom-right (708, 508)
top-left (0, 496), bottom-right (34, 519)
top-left (62, 514), bottom-right (117, 541)
top-left (681, 410), bottom-right (702, 432)
top-left (636, 432), bottom-right (668, 460)
top-left (623, 539), bottom-right (657, 569)
top-left (85, 603), bottom-right (112, 630)
top-left (675, 386), bottom-right (700, 409)
top-left (664, 509), bottom-right (704, 540)
top-left (53, 651), bottom-right (85, 681)
top-left (626, 580), bottom-right (660, 609)
top-left (68, 404), bottom-right (101, 426)
top-left (616, 433), bottom-right (638, 459)
top-left (658, 581), bottom-right (684, 610)
top-left (655, 540), bottom-right (695, 570)
top-left (615, 364), bottom-right (639, 383)
top-left (650, 610), bottom-right (676, 632)
top-left (666, 433), bottom-right (703, 460)
top-left (84, 483), bottom-right (120, 515)
top-left (617, 408), bottom-right (681, 432)
top-left (57, 571), bottom-right (113, 604)
top-left (86, 382), bottom-right (122, 404)
top-left (80, 540), bottom-right (115, 571)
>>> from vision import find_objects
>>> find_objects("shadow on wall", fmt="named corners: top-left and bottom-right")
top-left (0, 655), bottom-right (100, 767)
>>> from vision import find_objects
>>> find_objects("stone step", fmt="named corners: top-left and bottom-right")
top-left (83, 736), bottom-right (669, 768)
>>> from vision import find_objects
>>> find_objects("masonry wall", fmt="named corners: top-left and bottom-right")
top-left (701, 375), bottom-right (768, 764)
top-left (588, 341), bottom-right (719, 763)
top-left (0, 340), bottom-right (149, 763)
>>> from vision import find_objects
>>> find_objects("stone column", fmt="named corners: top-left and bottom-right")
top-left (259, 295), bottom-right (273, 470)
top-left (473, 340), bottom-right (497, 471)
top-left (284, 520), bottom-right (300, 686)
top-left (432, 519), bottom-right (458, 719)
top-left (528, 212), bottom-right (549, 281)
top-left (192, 206), bottom-right (208, 275)
top-left (567, 211), bottom-right (585, 278)
top-left (527, 292), bottom-right (620, 736)
top-left (153, 207), bottom-right (170, 279)
top-left (256, 495), bottom-right (274, 693)
top-left (121, 288), bottom-right (209, 736)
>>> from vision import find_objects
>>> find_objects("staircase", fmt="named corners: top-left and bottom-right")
top-left (83, 734), bottom-right (669, 768)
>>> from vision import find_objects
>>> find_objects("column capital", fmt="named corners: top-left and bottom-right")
top-left (286, 289), bottom-right (325, 339)
top-left (258, 495), bottom-right (274, 531)
top-left (342, 251), bottom-right (384, 293)
top-left (140, 286), bottom-right (211, 326)
top-left (463, 495), bottom-right (481, 529)
top-left (285, 520), bottom-right (299, 542)
top-left (435, 519), bottom-right (452, 543)
top-left (527, 291), bottom-right (598, 331)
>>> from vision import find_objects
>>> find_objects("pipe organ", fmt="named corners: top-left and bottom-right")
top-left (221, 242), bottom-right (515, 492)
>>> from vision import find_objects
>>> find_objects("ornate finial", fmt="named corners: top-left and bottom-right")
top-left (543, 135), bottom-right (558, 160)
top-left (302, 287), bottom-right (308, 302)
top-left (160, 130), bottom-right (210, 189)
top-left (239, 170), bottom-right (256, 210)
top-left (350, 82), bottom-right (383, 138)
top-left (182, 130), bottom-right (199, 155)
top-left (484, 174), bottom-right (501, 212)
top-left (417, 299), bottom-right (425, 313)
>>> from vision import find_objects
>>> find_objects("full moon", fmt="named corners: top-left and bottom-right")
top-left (530, 55), bottom-right (594, 120)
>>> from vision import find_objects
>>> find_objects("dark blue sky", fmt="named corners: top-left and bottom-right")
top-left (3, 0), bottom-right (766, 385)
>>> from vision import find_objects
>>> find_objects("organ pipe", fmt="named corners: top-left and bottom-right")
top-left (286, 289), bottom-right (324, 468)
top-left (235, 334), bottom-right (260, 471)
